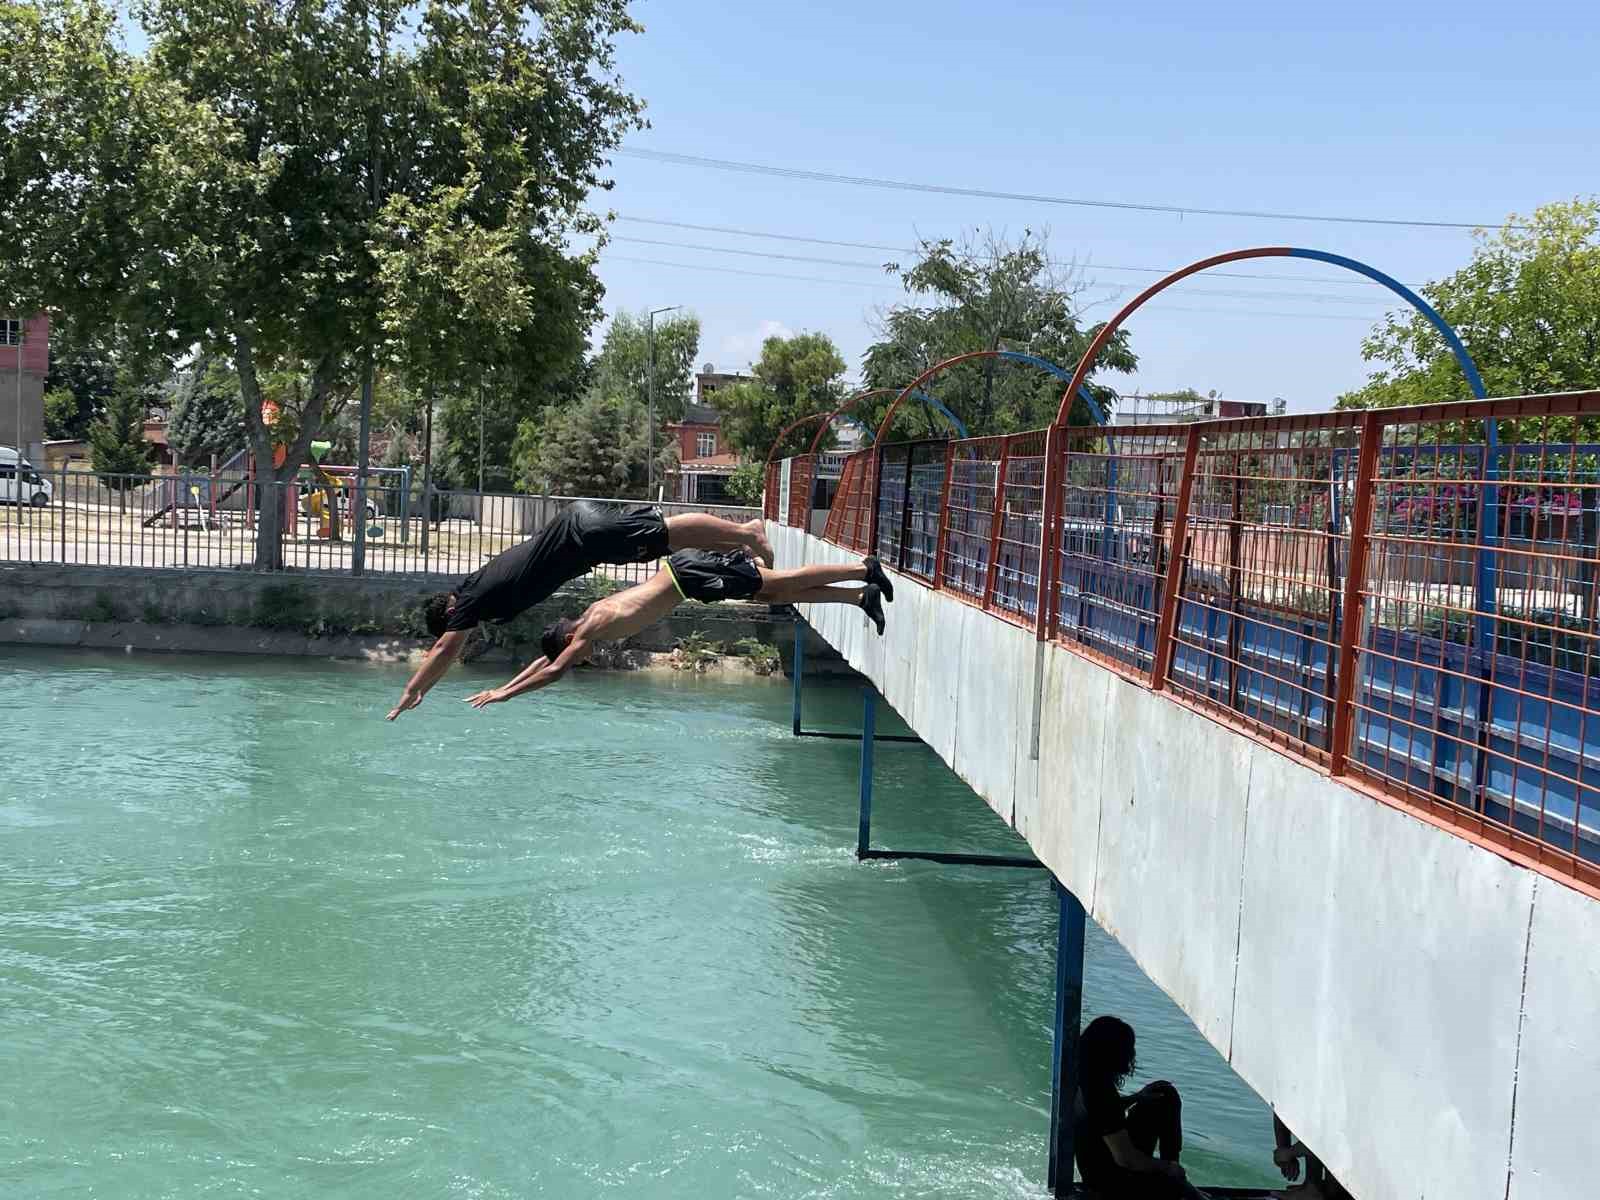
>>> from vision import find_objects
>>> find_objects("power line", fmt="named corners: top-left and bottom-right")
top-left (601, 253), bottom-right (1388, 324)
top-left (603, 253), bottom-right (905, 290)
top-left (614, 147), bottom-right (1518, 231)
top-left (613, 214), bottom-right (1401, 286)
top-left (599, 234), bottom-right (1389, 307)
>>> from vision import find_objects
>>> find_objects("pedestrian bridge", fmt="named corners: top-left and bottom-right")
top-left (765, 392), bottom-right (1600, 1200)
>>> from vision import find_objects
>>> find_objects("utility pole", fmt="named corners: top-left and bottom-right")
top-left (646, 306), bottom-right (680, 501)
top-left (352, 4), bottom-right (387, 576)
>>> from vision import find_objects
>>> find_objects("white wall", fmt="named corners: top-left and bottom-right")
top-left (771, 521), bottom-right (1600, 1200)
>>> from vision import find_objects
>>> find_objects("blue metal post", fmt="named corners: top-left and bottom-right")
top-left (791, 621), bottom-right (806, 737)
top-left (856, 687), bottom-right (877, 858)
top-left (1048, 879), bottom-right (1087, 1196)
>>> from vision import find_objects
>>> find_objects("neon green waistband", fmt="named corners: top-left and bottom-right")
top-left (663, 558), bottom-right (687, 601)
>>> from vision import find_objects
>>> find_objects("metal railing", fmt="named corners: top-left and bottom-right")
top-left (775, 390), bottom-right (1600, 893)
top-left (1, 467), bottom-right (758, 585)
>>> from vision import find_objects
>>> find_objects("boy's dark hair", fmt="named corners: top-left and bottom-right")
top-left (423, 593), bottom-right (453, 639)
top-left (1079, 1015), bottom-right (1137, 1091)
top-left (541, 617), bottom-right (578, 663)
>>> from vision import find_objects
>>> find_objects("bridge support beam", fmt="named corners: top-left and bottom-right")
top-left (791, 619), bottom-right (805, 737)
top-left (856, 685), bottom-right (877, 856)
top-left (1048, 879), bottom-right (1088, 1197)
top-left (853, 685), bottom-right (1044, 868)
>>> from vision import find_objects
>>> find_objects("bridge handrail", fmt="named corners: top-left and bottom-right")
top-left (775, 389), bottom-right (1600, 897)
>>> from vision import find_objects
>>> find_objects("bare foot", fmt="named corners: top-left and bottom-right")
top-left (746, 520), bottom-right (775, 567)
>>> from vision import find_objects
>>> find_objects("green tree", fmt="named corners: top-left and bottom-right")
top-left (1, 0), bottom-right (643, 566)
top-left (1338, 199), bottom-right (1600, 409)
top-left (88, 379), bottom-right (152, 511)
top-left (519, 388), bottom-right (674, 498)
top-left (42, 332), bottom-right (117, 441)
top-left (724, 461), bottom-right (766, 505)
top-left (43, 388), bottom-right (79, 440)
top-left (863, 230), bottom-right (1135, 435)
top-left (591, 310), bottom-right (702, 425)
top-left (712, 332), bottom-right (847, 461)
top-left (167, 358), bottom-right (245, 465)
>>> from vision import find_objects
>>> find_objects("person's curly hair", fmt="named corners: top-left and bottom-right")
top-left (1079, 1015), bottom-right (1137, 1090)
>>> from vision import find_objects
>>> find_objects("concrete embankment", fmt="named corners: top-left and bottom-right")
top-left (0, 562), bottom-right (853, 674)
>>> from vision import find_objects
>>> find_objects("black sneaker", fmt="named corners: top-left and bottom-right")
top-left (860, 584), bottom-right (886, 636)
top-left (863, 555), bottom-right (895, 603)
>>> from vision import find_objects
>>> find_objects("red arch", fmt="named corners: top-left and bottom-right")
top-left (872, 349), bottom-right (1060, 445)
top-left (1050, 248), bottom-right (1294, 427)
top-left (760, 388), bottom-right (899, 470)
top-left (762, 411), bottom-right (835, 471)
top-left (805, 387), bottom-right (898, 456)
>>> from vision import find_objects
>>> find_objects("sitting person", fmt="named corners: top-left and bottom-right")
top-left (462, 550), bottom-right (894, 710)
top-left (1075, 1015), bottom-right (1208, 1200)
top-left (1273, 1114), bottom-right (1349, 1199)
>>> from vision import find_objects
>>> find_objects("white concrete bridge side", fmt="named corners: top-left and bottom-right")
top-left (771, 522), bottom-right (1600, 1200)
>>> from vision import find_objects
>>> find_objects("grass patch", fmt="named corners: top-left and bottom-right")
top-left (673, 631), bottom-right (723, 671)
top-left (252, 583), bottom-right (313, 632)
top-left (732, 636), bottom-right (781, 675)
top-left (71, 591), bottom-right (128, 623)
top-left (141, 600), bottom-right (174, 625)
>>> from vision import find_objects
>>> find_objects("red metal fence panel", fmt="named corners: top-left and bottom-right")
top-left (1052, 425), bottom-right (1186, 676)
top-left (804, 392), bottom-right (1600, 894)
top-left (785, 455), bottom-right (815, 530)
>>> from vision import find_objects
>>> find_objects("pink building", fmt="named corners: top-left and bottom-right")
top-left (2, 313), bottom-right (51, 460)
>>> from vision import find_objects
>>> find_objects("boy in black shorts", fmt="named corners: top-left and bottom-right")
top-left (386, 503), bottom-right (773, 719)
top-left (460, 551), bottom-right (894, 711)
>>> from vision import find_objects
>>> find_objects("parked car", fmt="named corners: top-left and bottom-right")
top-left (0, 447), bottom-right (53, 507)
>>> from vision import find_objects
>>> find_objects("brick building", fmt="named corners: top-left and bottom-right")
top-left (665, 364), bottom-right (751, 504)
top-left (2, 314), bottom-right (49, 461)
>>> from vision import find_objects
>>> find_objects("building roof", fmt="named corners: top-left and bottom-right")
top-left (679, 403), bottom-right (722, 426)
top-left (677, 452), bottom-right (740, 473)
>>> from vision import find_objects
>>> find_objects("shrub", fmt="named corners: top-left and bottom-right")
top-left (673, 631), bottom-right (723, 671)
top-left (252, 583), bottom-right (312, 631)
top-left (732, 636), bottom-right (780, 675)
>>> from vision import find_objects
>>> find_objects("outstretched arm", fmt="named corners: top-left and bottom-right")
top-left (386, 631), bottom-right (468, 720)
top-left (465, 637), bottom-right (592, 709)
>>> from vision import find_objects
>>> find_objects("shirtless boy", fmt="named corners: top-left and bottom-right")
top-left (461, 551), bottom-right (894, 710)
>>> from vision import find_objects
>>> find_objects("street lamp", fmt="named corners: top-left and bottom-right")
top-left (646, 305), bottom-right (681, 500)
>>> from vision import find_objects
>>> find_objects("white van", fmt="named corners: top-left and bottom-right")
top-left (0, 446), bottom-right (54, 507)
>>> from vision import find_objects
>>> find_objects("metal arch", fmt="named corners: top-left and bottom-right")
top-left (1050, 246), bottom-right (1490, 425)
top-left (873, 349), bottom-right (1103, 446)
top-left (802, 387), bottom-right (970, 458)
top-left (762, 409), bottom-right (875, 472)
top-left (1044, 243), bottom-right (1500, 655)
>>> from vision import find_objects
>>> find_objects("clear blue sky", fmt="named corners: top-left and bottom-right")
top-left (593, 0), bottom-right (1597, 409)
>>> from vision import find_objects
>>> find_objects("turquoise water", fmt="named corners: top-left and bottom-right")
top-left (1, 647), bottom-right (1279, 1197)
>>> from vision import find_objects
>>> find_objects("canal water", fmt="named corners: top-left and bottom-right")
top-left (1, 647), bottom-right (1279, 1197)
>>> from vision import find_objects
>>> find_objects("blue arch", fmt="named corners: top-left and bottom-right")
top-left (909, 388), bottom-right (969, 439)
top-left (1287, 248), bottom-right (1499, 640)
top-left (995, 350), bottom-right (1108, 425)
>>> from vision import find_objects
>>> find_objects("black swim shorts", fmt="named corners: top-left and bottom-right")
top-left (664, 549), bottom-right (764, 603)
top-left (576, 501), bottom-right (670, 564)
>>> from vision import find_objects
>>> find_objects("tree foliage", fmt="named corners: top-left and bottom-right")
top-left (862, 230), bottom-right (1135, 436)
top-left (42, 332), bottom-right (118, 441)
top-left (1337, 200), bottom-right (1600, 409)
top-left (43, 388), bottom-right (79, 440)
top-left (1, 0), bottom-right (644, 563)
top-left (167, 358), bottom-right (245, 465)
top-left (519, 389), bottom-right (674, 499)
top-left (88, 377), bottom-right (153, 508)
top-left (712, 332), bottom-right (847, 461)
top-left (590, 309), bottom-right (702, 425)
top-left (724, 461), bottom-right (765, 505)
